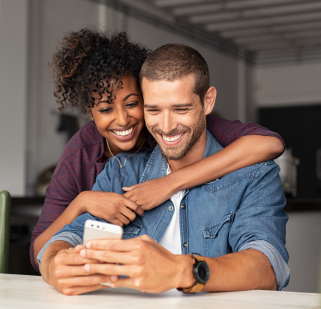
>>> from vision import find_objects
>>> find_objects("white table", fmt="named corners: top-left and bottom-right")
top-left (0, 274), bottom-right (320, 309)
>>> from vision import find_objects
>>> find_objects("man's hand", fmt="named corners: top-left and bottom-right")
top-left (80, 235), bottom-right (194, 293)
top-left (40, 241), bottom-right (118, 295)
top-left (123, 176), bottom-right (176, 211)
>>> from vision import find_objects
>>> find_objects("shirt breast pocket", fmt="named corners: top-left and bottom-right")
top-left (122, 221), bottom-right (142, 240)
top-left (202, 212), bottom-right (234, 257)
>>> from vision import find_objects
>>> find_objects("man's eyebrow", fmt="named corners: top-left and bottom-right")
top-left (172, 103), bottom-right (193, 108)
top-left (144, 103), bottom-right (194, 108)
top-left (123, 93), bottom-right (139, 101)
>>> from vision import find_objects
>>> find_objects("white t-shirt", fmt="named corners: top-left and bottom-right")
top-left (159, 165), bottom-right (185, 255)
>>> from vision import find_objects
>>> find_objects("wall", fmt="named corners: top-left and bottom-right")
top-left (0, 0), bottom-right (28, 196)
top-left (25, 0), bottom-right (248, 194)
top-left (284, 212), bottom-right (321, 293)
top-left (255, 61), bottom-right (321, 293)
top-left (26, 0), bottom-right (104, 194)
top-left (254, 62), bottom-right (321, 107)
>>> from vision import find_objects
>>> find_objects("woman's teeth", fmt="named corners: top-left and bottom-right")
top-left (162, 133), bottom-right (183, 142)
top-left (113, 127), bottom-right (133, 136)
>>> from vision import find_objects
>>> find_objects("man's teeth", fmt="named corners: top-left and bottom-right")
top-left (162, 133), bottom-right (183, 142)
top-left (113, 127), bottom-right (133, 136)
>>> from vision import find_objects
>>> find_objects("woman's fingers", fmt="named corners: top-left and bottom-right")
top-left (115, 212), bottom-right (131, 226)
top-left (122, 196), bottom-right (144, 216)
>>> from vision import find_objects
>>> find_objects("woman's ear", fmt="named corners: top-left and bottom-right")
top-left (203, 87), bottom-right (217, 116)
top-left (87, 107), bottom-right (94, 121)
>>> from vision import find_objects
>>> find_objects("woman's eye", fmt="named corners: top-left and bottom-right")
top-left (126, 102), bottom-right (139, 108)
top-left (99, 108), bottom-right (112, 113)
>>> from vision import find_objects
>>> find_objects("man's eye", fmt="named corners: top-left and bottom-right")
top-left (147, 109), bottom-right (159, 112)
top-left (176, 108), bottom-right (188, 112)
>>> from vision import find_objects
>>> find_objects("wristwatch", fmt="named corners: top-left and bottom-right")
top-left (177, 253), bottom-right (210, 294)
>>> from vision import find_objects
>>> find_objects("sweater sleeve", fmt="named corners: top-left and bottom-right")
top-left (29, 161), bottom-right (79, 271)
top-left (206, 114), bottom-right (285, 149)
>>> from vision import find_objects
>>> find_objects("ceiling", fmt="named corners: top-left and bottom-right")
top-left (142, 0), bottom-right (321, 65)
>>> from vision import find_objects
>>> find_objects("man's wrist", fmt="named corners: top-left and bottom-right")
top-left (174, 254), bottom-right (195, 289)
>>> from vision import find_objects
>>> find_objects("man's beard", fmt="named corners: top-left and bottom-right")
top-left (150, 113), bottom-right (206, 161)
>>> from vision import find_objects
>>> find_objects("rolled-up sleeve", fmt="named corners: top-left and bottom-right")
top-left (229, 161), bottom-right (289, 289)
top-left (239, 240), bottom-right (290, 290)
top-left (36, 212), bottom-right (102, 267)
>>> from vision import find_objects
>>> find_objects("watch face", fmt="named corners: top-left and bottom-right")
top-left (197, 261), bottom-right (210, 284)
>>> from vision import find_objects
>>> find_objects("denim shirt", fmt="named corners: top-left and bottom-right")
top-left (38, 131), bottom-right (290, 290)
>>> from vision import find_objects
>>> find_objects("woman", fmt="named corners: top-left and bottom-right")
top-left (30, 29), bottom-right (285, 270)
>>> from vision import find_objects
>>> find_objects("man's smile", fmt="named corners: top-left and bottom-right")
top-left (158, 132), bottom-right (186, 146)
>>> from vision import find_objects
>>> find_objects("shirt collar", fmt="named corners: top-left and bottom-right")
top-left (140, 130), bottom-right (223, 184)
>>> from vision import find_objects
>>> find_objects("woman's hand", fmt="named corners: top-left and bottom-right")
top-left (123, 175), bottom-right (176, 211)
top-left (75, 191), bottom-right (144, 226)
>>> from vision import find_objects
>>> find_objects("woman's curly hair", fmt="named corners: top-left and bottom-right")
top-left (50, 28), bottom-right (150, 113)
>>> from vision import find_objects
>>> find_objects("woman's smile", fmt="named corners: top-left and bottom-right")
top-left (110, 124), bottom-right (137, 141)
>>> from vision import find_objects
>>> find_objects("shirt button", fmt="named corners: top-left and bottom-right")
top-left (183, 242), bottom-right (188, 248)
top-left (168, 206), bottom-right (174, 211)
top-left (181, 204), bottom-right (186, 209)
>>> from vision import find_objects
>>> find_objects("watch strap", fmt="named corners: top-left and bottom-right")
top-left (177, 254), bottom-right (206, 294)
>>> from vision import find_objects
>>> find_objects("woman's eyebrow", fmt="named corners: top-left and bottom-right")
top-left (123, 93), bottom-right (139, 101)
top-left (96, 100), bottom-right (112, 106)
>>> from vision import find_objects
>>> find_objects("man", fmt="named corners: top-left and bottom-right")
top-left (38, 44), bottom-right (289, 295)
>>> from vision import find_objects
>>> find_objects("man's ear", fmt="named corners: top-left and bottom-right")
top-left (203, 87), bottom-right (217, 116)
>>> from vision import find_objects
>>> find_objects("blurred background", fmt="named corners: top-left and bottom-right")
top-left (0, 0), bottom-right (320, 293)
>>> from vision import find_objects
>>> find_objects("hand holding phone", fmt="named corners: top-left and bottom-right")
top-left (83, 220), bottom-right (123, 286)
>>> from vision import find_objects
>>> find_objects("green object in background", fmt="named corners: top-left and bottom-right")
top-left (0, 191), bottom-right (11, 273)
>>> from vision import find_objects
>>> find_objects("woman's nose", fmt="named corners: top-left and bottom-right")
top-left (115, 108), bottom-right (129, 127)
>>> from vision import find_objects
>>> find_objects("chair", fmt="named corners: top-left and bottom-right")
top-left (0, 191), bottom-right (11, 273)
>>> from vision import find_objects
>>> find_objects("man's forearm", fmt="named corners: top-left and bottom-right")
top-left (178, 249), bottom-right (276, 292)
top-left (204, 249), bottom-right (277, 292)
top-left (40, 241), bottom-right (73, 284)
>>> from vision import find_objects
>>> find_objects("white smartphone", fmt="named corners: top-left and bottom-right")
top-left (83, 220), bottom-right (123, 248)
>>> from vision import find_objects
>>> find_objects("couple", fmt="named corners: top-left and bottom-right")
top-left (33, 29), bottom-right (289, 295)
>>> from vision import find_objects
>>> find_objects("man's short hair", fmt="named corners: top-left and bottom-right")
top-left (140, 43), bottom-right (210, 106)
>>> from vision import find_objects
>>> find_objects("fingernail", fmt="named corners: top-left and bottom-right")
top-left (111, 283), bottom-right (116, 288)
top-left (86, 242), bottom-right (91, 249)
top-left (84, 264), bottom-right (90, 272)
top-left (80, 250), bottom-right (86, 257)
top-left (110, 276), bottom-right (118, 282)
top-left (101, 282), bottom-right (111, 286)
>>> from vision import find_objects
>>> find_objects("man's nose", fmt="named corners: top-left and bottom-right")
top-left (159, 111), bottom-right (175, 134)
